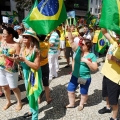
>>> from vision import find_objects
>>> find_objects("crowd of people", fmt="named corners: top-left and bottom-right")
top-left (0, 20), bottom-right (120, 120)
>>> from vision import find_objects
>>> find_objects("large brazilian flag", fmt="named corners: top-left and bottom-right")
top-left (99, 0), bottom-right (120, 34)
top-left (23, 0), bottom-right (67, 35)
top-left (27, 68), bottom-right (43, 110)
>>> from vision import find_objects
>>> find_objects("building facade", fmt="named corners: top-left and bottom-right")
top-left (0, 0), bottom-right (29, 24)
top-left (89, 0), bottom-right (102, 16)
top-left (65, 0), bottom-right (102, 17)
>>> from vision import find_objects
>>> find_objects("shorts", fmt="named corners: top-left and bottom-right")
top-left (41, 63), bottom-right (49, 86)
top-left (102, 76), bottom-right (120, 105)
top-left (60, 40), bottom-right (65, 49)
top-left (67, 75), bottom-right (91, 95)
top-left (65, 47), bottom-right (73, 58)
top-left (0, 69), bottom-right (18, 89)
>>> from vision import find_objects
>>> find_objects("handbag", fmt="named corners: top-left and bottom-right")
top-left (77, 77), bottom-right (87, 85)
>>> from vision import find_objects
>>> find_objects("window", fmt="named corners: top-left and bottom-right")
top-left (99, 0), bottom-right (102, 6)
top-left (96, 0), bottom-right (98, 5)
top-left (91, 0), bottom-right (93, 4)
top-left (90, 8), bottom-right (92, 12)
top-left (95, 8), bottom-right (98, 13)
top-left (0, 0), bottom-right (11, 11)
top-left (98, 8), bottom-right (100, 13)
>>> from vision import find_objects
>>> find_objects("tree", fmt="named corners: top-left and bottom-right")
top-left (13, 0), bottom-right (36, 10)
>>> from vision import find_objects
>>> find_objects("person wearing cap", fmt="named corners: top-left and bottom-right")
top-left (14, 25), bottom-right (23, 43)
top-left (16, 29), bottom-right (43, 120)
top-left (0, 27), bottom-right (22, 111)
top-left (66, 27), bottom-right (98, 111)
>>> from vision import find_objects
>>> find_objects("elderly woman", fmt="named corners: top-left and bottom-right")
top-left (66, 27), bottom-right (98, 110)
top-left (0, 27), bottom-right (22, 110)
top-left (16, 29), bottom-right (43, 120)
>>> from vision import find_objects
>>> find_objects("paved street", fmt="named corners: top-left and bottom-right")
top-left (0, 53), bottom-right (120, 120)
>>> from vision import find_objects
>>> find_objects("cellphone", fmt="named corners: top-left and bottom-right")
top-left (14, 54), bottom-right (19, 57)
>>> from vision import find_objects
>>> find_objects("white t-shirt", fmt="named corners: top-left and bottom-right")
top-left (83, 32), bottom-right (92, 40)
top-left (74, 37), bottom-right (80, 44)
top-left (14, 35), bottom-right (22, 43)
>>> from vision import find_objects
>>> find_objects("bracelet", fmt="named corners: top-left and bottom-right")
top-left (116, 59), bottom-right (120, 64)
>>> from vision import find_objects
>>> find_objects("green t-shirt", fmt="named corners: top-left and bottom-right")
top-left (72, 47), bottom-right (81, 78)
top-left (79, 53), bottom-right (97, 79)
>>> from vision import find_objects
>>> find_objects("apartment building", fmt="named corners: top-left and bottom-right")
top-left (89, 0), bottom-right (102, 16)
top-left (0, 0), bottom-right (29, 24)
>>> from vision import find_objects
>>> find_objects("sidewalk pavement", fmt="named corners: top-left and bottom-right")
top-left (0, 55), bottom-right (120, 120)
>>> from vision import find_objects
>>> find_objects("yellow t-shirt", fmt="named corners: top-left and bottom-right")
top-left (40, 41), bottom-right (49, 66)
top-left (101, 39), bottom-right (120, 84)
top-left (57, 26), bottom-right (65, 41)
top-left (92, 30), bottom-right (100, 43)
top-left (65, 31), bottom-right (79, 47)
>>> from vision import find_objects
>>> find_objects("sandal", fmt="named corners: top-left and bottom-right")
top-left (23, 112), bottom-right (32, 118)
top-left (78, 106), bottom-right (84, 111)
top-left (47, 99), bottom-right (52, 104)
top-left (65, 104), bottom-right (75, 108)
top-left (2, 103), bottom-right (12, 110)
top-left (15, 104), bottom-right (23, 111)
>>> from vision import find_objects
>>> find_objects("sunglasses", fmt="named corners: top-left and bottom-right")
top-left (23, 36), bottom-right (29, 39)
top-left (78, 38), bottom-right (85, 46)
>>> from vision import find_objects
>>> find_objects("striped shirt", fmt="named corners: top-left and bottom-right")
top-left (49, 31), bottom-right (60, 54)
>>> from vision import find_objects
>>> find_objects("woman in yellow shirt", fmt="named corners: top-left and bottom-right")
top-left (38, 35), bottom-right (52, 104)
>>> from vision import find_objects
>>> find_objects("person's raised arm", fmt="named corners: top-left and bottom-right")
top-left (101, 28), bottom-right (114, 44)
top-left (67, 27), bottom-right (79, 52)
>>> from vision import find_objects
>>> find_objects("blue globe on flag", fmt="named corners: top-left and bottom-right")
top-left (99, 39), bottom-right (105, 46)
top-left (37, 0), bottom-right (59, 16)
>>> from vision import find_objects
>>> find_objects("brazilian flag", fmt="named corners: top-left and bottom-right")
top-left (95, 31), bottom-right (108, 54)
top-left (27, 68), bottom-right (43, 110)
top-left (13, 10), bottom-right (18, 17)
top-left (23, 0), bottom-right (67, 35)
top-left (85, 11), bottom-right (93, 25)
top-left (99, 0), bottom-right (120, 34)
top-left (89, 16), bottom-right (97, 27)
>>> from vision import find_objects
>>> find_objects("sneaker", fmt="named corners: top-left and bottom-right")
top-left (110, 117), bottom-right (119, 120)
top-left (53, 74), bottom-right (58, 78)
top-left (49, 77), bottom-right (53, 80)
top-left (98, 107), bottom-right (112, 114)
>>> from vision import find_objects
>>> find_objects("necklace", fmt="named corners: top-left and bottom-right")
top-left (24, 48), bottom-right (31, 57)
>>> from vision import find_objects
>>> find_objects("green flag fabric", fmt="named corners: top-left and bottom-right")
top-left (23, 0), bottom-right (67, 35)
top-left (13, 10), bottom-right (18, 16)
top-left (85, 11), bottom-right (93, 25)
top-left (89, 15), bottom-right (97, 27)
top-left (27, 49), bottom-right (43, 110)
top-left (95, 31), bottom-right (108, 54)
top-left (99, 0), bottom-right (120, 34)
top-left (27, 68), bottom-right (43, 110)
top-left (23, 0), bottom-right (38, 29)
